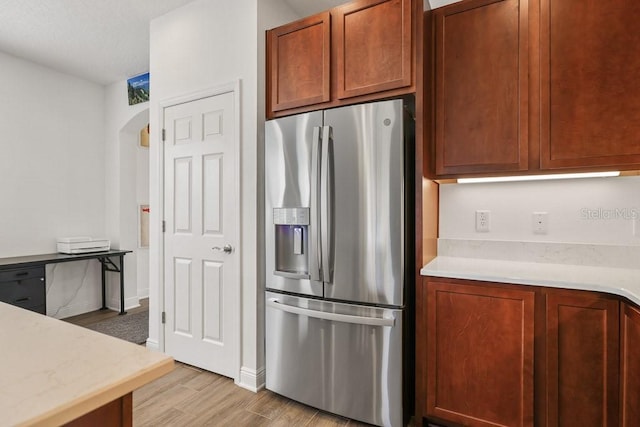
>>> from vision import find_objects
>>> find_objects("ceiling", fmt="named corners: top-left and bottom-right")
top-left (0, 0), bottom-right (446, 86)
top-left (284, 0), bottom-right (441, 16)
top-left (0, 0), bottom-right (197, 85)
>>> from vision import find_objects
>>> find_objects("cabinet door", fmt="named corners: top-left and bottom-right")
top-left (334, 0), bottom-right (412, 99)
top-left (621, 303), bottom-right (640, 426)
top-left (434, 0), bottom-right (529, 176)
top-left (0, 267), bottom-right (46, 315)
top-left (425, 280), bottom-right (535, 427)
top-left (267, 12), bottom-right (331, 113)
top-left (539, 0), bottom-right (640, 169)
top-left (545, 291), bottom-right (619, 427)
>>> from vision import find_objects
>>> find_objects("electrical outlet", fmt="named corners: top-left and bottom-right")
top-left (533, 212), bottom-right (548, 234)
top-left (475, 210), bottom-right (491, 232)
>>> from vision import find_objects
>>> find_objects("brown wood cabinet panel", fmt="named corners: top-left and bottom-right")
top-left (334, 0), bottom-right (412, 99)
top-left (425, 279), bottom-right (535, 427)
top-left (539, 0), bottom-right (640, 170)
top-left (64, 393), bottom-right (132, 427)
top-left (621, 303), bottom-right (640, 426)
top-left (434, 0), bottom-right (529, 176)
top-left (267, 12), bottom-right (331, 113)
top-left (545, 291), bottom-right (619, 427)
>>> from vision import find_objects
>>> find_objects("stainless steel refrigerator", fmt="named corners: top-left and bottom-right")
top-left (264, 98), bottom-right (414, 427)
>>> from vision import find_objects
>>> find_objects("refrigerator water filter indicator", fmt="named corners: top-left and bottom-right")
top-left (293, 227), bottom-right (303, 254)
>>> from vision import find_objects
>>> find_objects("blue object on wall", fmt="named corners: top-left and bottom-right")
top-left (127, 73), bottom-right (150, 105)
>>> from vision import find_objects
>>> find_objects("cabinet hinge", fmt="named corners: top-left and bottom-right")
top-left (162, 128), bottom-right (166, 141)
top-left (162, 312), bottom-right (166, 324)
top-left (162, 220), bottom-right (166, 232)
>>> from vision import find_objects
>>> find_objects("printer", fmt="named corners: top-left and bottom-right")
top-left (57, 237), bottom-right (110, 254)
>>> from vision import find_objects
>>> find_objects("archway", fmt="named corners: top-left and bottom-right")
top-left (119, 109), bottom-right (150, 300)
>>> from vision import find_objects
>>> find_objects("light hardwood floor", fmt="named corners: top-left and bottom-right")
top-left (65, 301), bottom-right (414, 427)
top-left (132, 362), bottom-right (373, 426)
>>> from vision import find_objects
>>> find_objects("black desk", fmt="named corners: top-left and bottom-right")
top-left (0, 250), bottom-right (132, 315)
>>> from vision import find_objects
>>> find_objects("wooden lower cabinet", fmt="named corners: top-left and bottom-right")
top-left (417, 278), bottom-right (628, 427)
top-left (621, 303), bottom-right (640, 426)
top-left (64, 393), bottom-right (132, 427)
top-left (421, 279), bottom-right (535, 427)
top-left (545, 290), bottom-right (619, 427)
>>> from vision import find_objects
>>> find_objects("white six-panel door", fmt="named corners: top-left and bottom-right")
top-left (163, 89), bottom-right (238, 378)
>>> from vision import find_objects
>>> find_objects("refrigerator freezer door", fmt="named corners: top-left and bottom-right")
top-left (265, 111), bottom-right (324, 297)
top-left (265, 291), bottom-right (403, 427)
top-left (323, 99), bottom-right (405, 306)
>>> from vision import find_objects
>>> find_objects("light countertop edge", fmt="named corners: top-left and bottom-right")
top-left (0, 302), bottom-right (175, 427)
top-left (25, 357), bottom-right (175, 427)
top-left (421, 256), bottom-right (640, 306)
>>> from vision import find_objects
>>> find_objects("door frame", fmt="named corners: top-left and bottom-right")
top-left (157, 80), bottom-right (242, 380)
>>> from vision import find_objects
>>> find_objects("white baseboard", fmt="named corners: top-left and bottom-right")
top-left (145, 338), bottom-right (160, 351)
top-left (236, 366), bottom-right (266, 392)
top-left (106, 296), bottom-right (140, 312)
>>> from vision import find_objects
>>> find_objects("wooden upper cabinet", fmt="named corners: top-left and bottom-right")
top-left (266, 0), bottom-right (418, 118)
top-left (431, 0), bottom-right (640, 177)
top-left (545, 290), bottom-right (620, 427)
top-left (621, 303), bottom-right (640, 427)
top-left (424, 279), bottom-right (535, 427)
top-left (434, 0), bottom-right (529, 176)
top-left (267, 12), bottom-right (331, 113)
top-left (539, 0), bottom-right (640, 170)
top-left (334, 0), bottom-right (413, 99)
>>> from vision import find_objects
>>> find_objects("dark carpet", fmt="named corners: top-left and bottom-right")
top-left (87, 310), bottom-right (149, 344)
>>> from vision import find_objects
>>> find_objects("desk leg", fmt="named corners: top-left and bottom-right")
top-left (101, 259), bottom-right (107, 310)
top-left (119, 255), bottom-right (126, 315)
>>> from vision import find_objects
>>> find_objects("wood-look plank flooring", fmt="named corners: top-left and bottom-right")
top-left (132, 362), bottom-right (373, 426)
top-left (65, 300), bottom-right (415, 427)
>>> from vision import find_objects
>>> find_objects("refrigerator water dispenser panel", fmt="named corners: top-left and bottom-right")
top-left (274, 208), bottom-right (310, 279)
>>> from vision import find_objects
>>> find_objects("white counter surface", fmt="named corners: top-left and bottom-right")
top-left (0, 302), bottom-right (174, 427)
top-left (421, 256), bottom-right (640, 306)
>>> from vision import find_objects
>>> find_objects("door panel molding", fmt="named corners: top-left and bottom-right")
top-left (158, 80), bottom-right (241, 381)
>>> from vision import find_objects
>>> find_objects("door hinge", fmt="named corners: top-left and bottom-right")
top-left (162, 128), bottom-right (166, 141)
top-left (162, 311), bottom-right (166, 324)
top-left (162, 220), bottom-right (166, 232)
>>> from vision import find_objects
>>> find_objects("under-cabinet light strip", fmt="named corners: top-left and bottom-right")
top-left (457, 171), bottom-right (620, 184)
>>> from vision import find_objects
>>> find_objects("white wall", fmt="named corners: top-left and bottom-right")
top-left (255, 0), bottom-right (301, 387)
top-left (148, 0), bottom-right (305, 390)
top-left (439, 175), bottom-right (640, 246)
top-left (0, 51), bottom-right (106, 318)
top-left (149, 0), bottom-right (262, 389)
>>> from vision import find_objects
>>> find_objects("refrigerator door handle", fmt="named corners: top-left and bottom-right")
top-left (309, 126), bottom-right (322, 282)
top-left (320, 125), bottom-right (333, 283)
top-left (266, 297), bottom-right (395, 327)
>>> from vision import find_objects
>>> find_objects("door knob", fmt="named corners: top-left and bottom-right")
top-left (212, 244), bottom-right (233, 254)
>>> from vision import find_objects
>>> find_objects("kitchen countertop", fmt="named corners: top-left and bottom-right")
top-left (421, 256), bottom-right (640, 306)
top-left (0, 302), bottom-right (174, 427)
